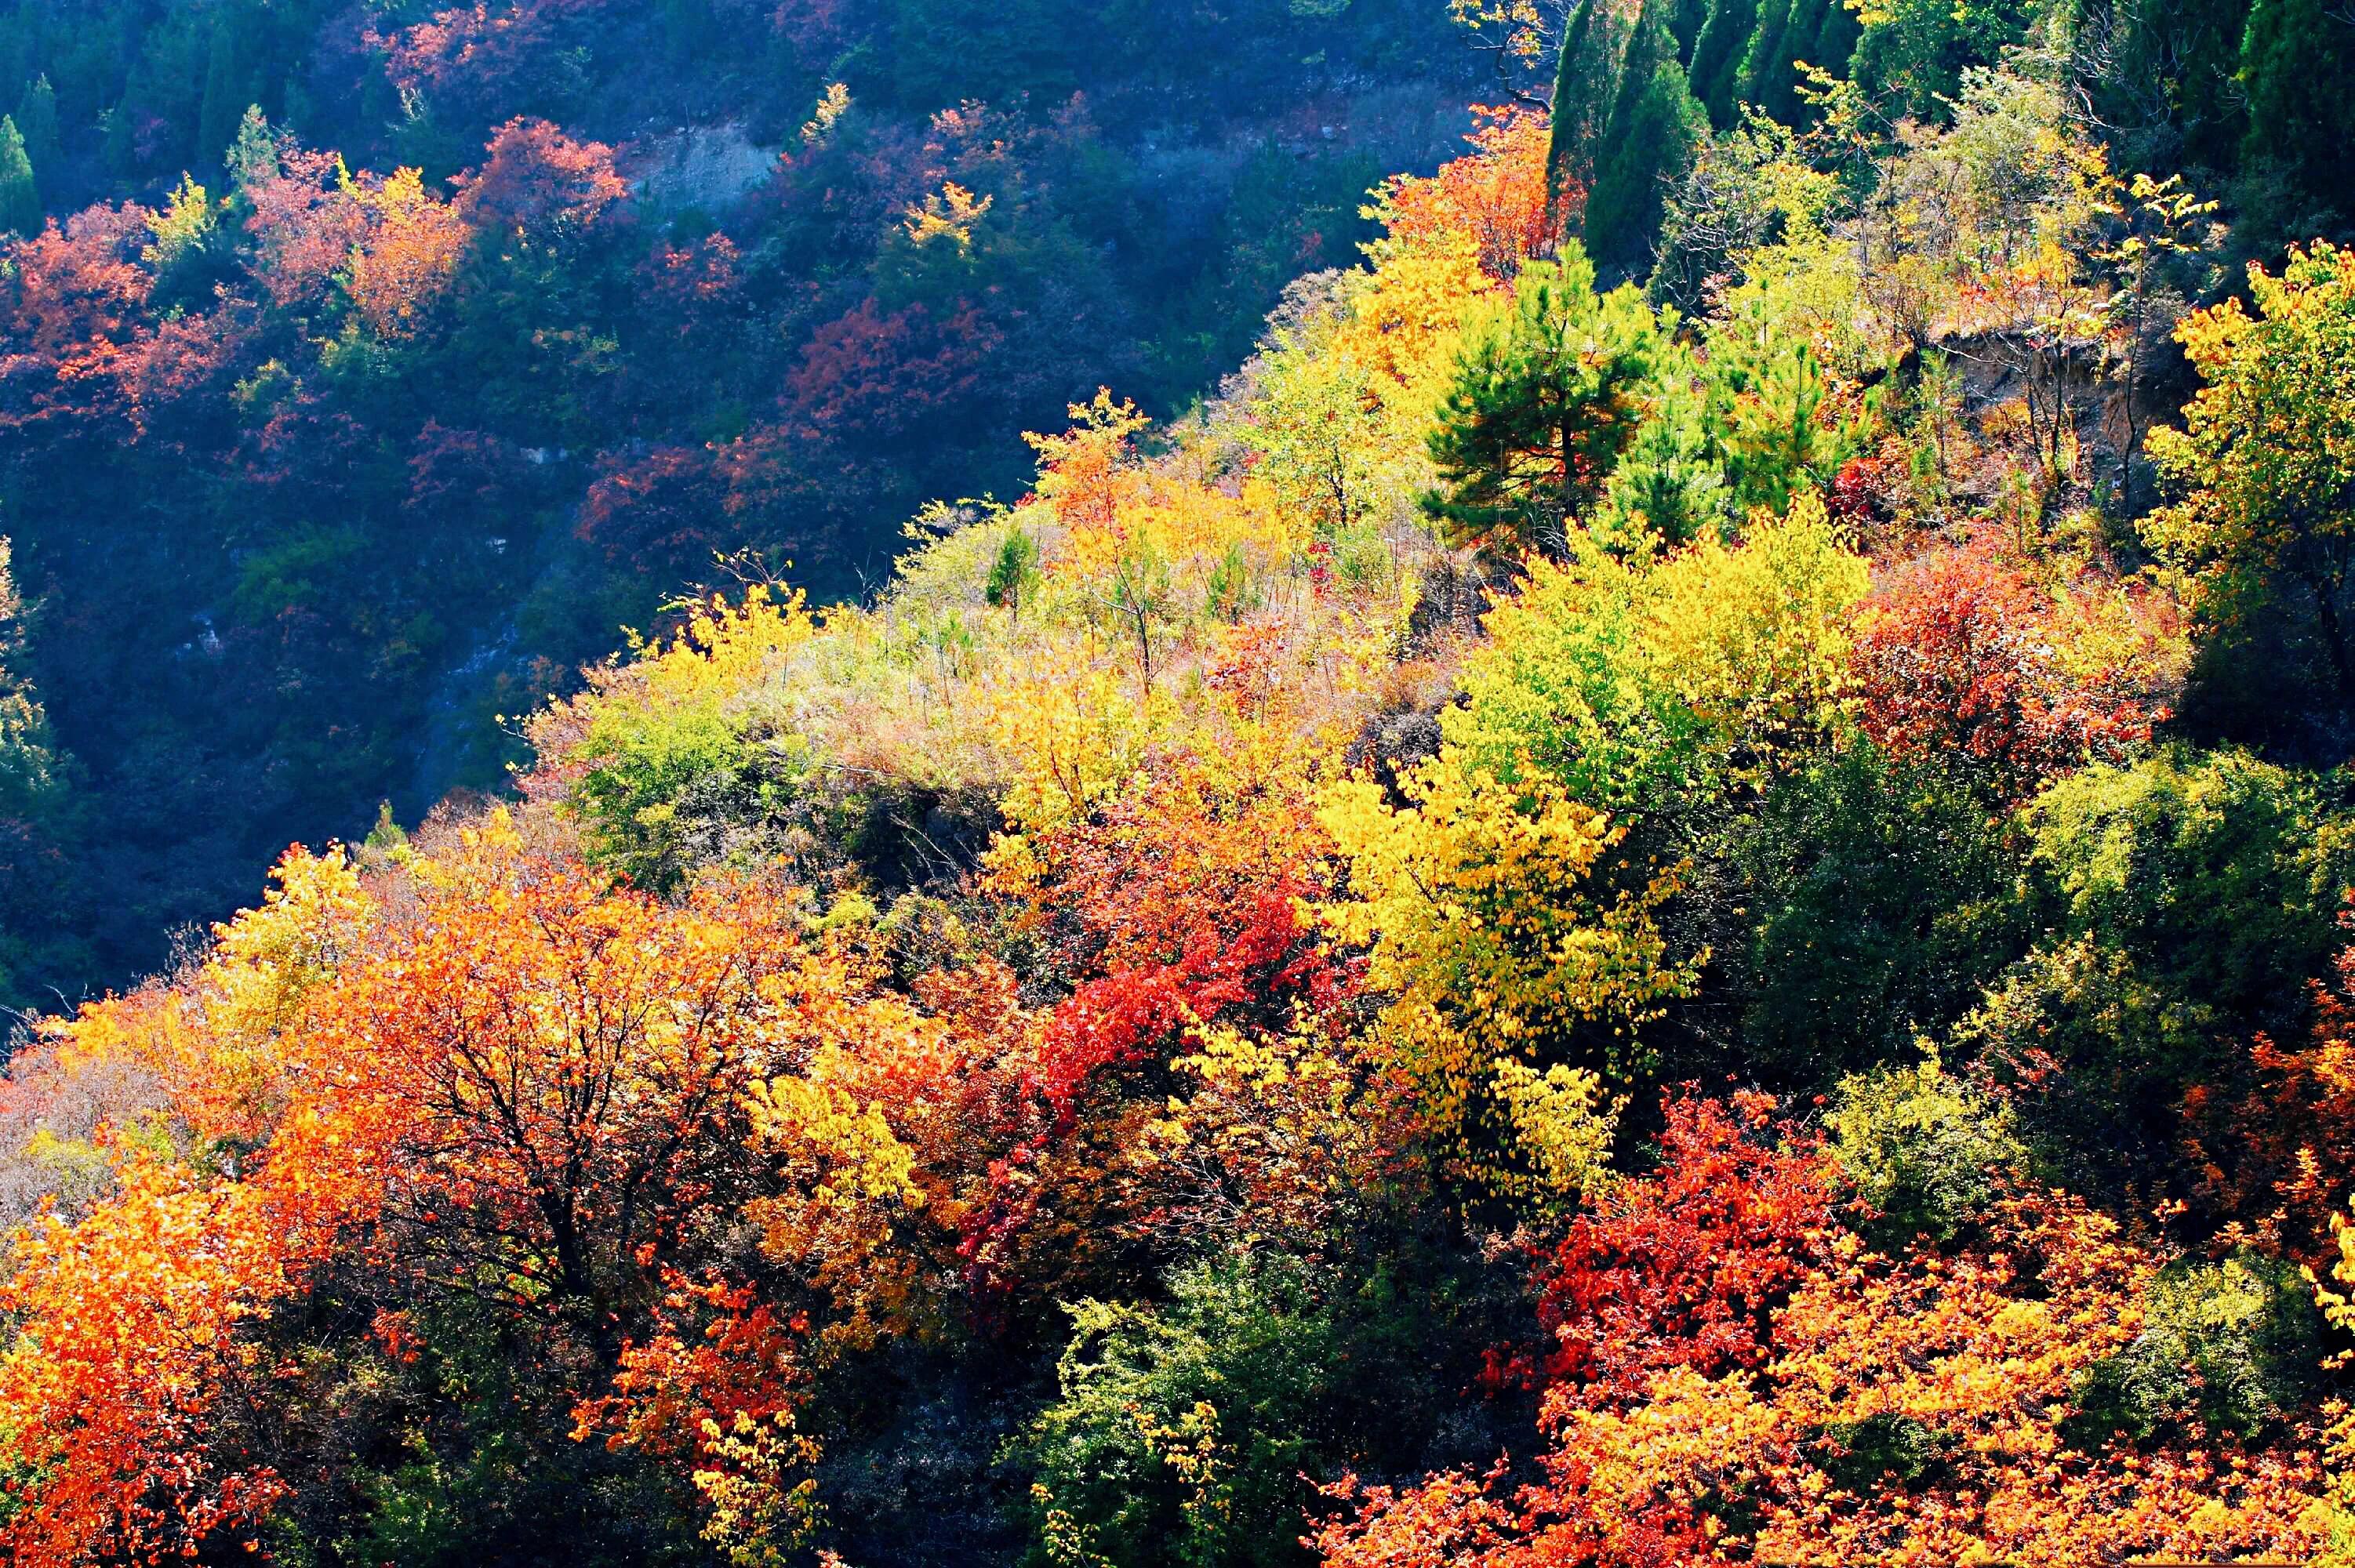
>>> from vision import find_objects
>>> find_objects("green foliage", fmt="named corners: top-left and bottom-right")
top-left (1544, 0), bottom-right (1620, 198)
top-left (1737, 745), bottom-right (2034, 1084)
top-left (1827, 1059), bottom-right (2031, 1246)
top-left (10, 74), bottom-right (53, 176)
top-left (1012, 1254), bottom-right (1346, 1568)
top-left (2066, 1254), bottom-right (2325, 1446)
top-left (1958, 749), bottom-right (2355, 1191)
top-left (2025, 749), bottom-right (2354, 1028)
top-left (2235, 0), bottom-right (2355, 217)
top-left (1583, 15), bottom-right (1706, 269)
top-left (1844, 0), bottom-right (2055, 120)
top-left (0, 113), bottom-right (35, 235)
top-left (987, 528), bottom-right (1042, 622)
top-left (1688, 0), bottom-right (1759, 125)
top-left (1423, 247), bottom-right (1667, 556)
top-left (2147, 244), bottom-right (2355, 716)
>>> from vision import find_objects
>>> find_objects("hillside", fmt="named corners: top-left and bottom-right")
top-left (4, 0), bottom-right (2355, 1563)
top-left (0, 0), bottom-right (1481, 1011)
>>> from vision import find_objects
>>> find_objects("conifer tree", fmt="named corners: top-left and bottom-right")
top-left (225, 104), bottom-right (277, 200)
top-left (0, 115), bottom-right (38, 238)
top-left (197, 16), bottom-right (242, 171)
top-left (1808, 0), bottom-right (1862, 83)
top-left (1688, 0), bottom-right (1761, 125)
top-left (1543, 0), bottom-right (1620, 206)
top-left (1423, 244), bottom-right (1665, 555)
top-left (1735, 0), bottom-right (1796, 119)
top-left (12, 74), bottom-right (56, 176)
top-left (2237, 0), bottom-right (2355, 215)
top-left (1585, 10), bottom-right (1707, 269)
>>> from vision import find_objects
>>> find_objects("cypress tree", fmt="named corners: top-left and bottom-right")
top-left (1735, 0), bottom-right (1794, 118)
top-left (1744, 0), bottom-right (1834, 122)
top-left (13, 74), bottom-right (55, 174)
top-left (1808, 0), bottom-right (1862, 85)
top-left (1669, 0), bottom-right (1714, 60)
top-left (1586, 9), bottom-right (1707, 270)
top-left (1544, 0), bottom-right (1619, 203)
top-left (197, 15), bottom-right (242, 171)
top-left (1688, 0), bottom-right (1760, 126)
top-left (0, 114), bottom-right (37, 236)
top-left (2238, 0), bottom-right (2355, 214)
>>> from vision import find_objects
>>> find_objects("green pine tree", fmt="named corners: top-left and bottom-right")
top-left (1422, 244), bottom-right (1666, 556)
top-left (225, 103), bottom-right (276, 198)
top-left (1688, 0), bottom-right (1761, 125)
top-left (1585, 10), bottom-right (1707, 269)
top-left (13, 74), bottom-right (56, 174)
top-left (0, 114), bottom-right (38, 237)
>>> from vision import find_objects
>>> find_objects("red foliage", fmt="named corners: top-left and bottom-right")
top-left (1375, 106), bottom-right (1564, 281)
top-left (2186, 902), bottom-right (2355, 1265)
top-left (379, 2), bottom-right (611, 121)
top-left (0, 205), bottom-right (158, 438)
top-left (786, 299), bottom-right (1004, 447)
top-left (1852, 535), bottom-right (2162, 801)
top-left (452, 116), bottom-right (630, 239)
top-left (578, 444), bottom-right (732, 577)
top-left (1531, 1091), bottom-right (1839, 1400)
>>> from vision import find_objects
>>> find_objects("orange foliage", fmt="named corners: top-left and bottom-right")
top-left (1370, 106), bottom-right (1564, 281)
top-left (1321, 1100), bottom-right (2324, 1568)
top-left (2188, 906), bottom-right (2355, 1265)
top-left (1853, 533), bottom-right (2174, 800)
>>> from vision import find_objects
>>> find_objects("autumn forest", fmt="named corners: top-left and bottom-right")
top-left (2, 0), bottom-right (2355, 1563)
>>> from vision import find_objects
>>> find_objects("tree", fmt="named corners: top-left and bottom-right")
top-left (12, 74), bottom-right (56, 178)
top-left (2236, 0), bottom-right (2355, 216)
top-left (2146, 243), bottom-right (2355, 708)
top-left (1688, 0), bottom-right (1760, 125)
top-left (195, 14), bottom-right (242, 172)
top-left (0, 114), bottom-right (38, 237)
top-left (1322, 1098), bottom-right (2327, 1568)
top-left (1422, 245), bottom-right (1665, 556)
top-left (1850, 533), bottom-right (2174, 803)
top-left (1583, 10), bottom-right (1707, 270)
top-left (1543, 0), bottom-right (1621, 205)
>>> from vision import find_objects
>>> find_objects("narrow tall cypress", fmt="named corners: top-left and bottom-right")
top-left (1585, 7), bottom-right (1707, 270)
top-left (12, 74), bottom-right (56, 175)
top-left (0, 114), bottom-right (38, 236)
top-left (2237, 0), bottom-right (2355, 213)
top-left (1543, 0), bottom-right (1617, 203)
top-left (1734, 0), bottom-right (1794, 117)
top-left (197, 16), bottom-right (242, 171)
top-left (1688, 0), bottom-right (1760, 126)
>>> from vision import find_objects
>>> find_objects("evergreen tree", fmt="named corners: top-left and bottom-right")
top-left (1422, 244), bottom-right (1666, 556)
top-left (225, 103), bottom-right (276, 199)
top-left (2237, 0), bottom-right (2355, 216)
top-left (1742, 0), bottom-right (1837, 122)
top-left (197, 14), bottom-right (242, 171)
top-left (1669, 0), bottom-right (1715, 59)
top-left (0, 114), bottom-right (37, 237)
top-left (1688, 0), bottom-right (1761, 125)
top-left (1808, 0), bottom-right (1862, 85)
top-left (1585, 11), bottom-right (1707, 269)
top-left (1544, 0), bottom-right (1621, 206)
top-left (13, 74), bottom-right (56, 175)
top-left (1735, 0), bottom-right (1796, 119)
